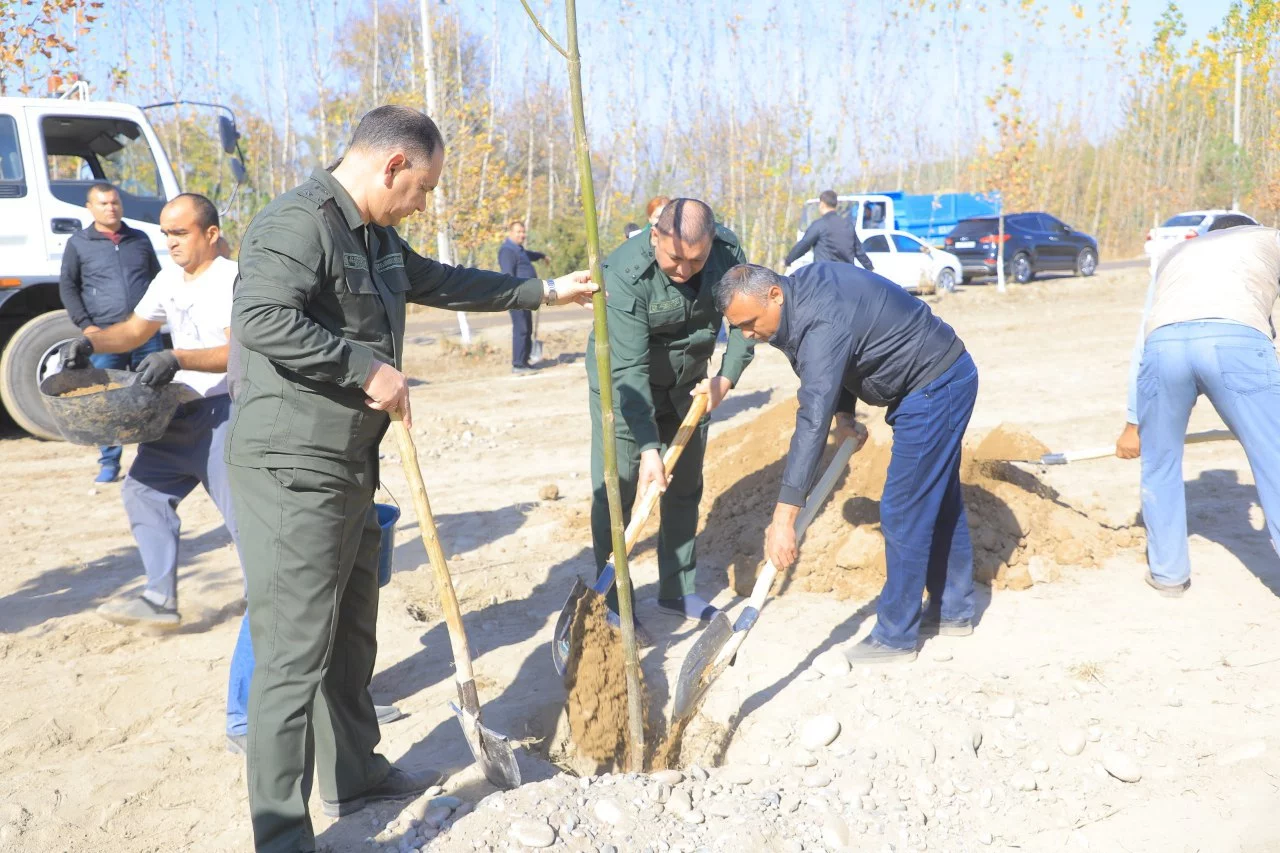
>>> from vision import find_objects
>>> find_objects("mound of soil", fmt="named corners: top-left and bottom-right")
top-left (563, 592), bottom-right (635, 766)
top-left (699, 400), bottom-right (1143, 599)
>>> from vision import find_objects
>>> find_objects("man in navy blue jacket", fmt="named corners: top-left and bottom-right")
top-left (59, 182), bottom-right (164, 482)
top-left (498, 220), bottom-right (548, 373)
top-left (715, 262), bottom-right (979, 662)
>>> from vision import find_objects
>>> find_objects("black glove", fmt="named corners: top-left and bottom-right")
top-left (60, 336), bottom-right (94, 370)
top-left (137, 350), bottom-right (181, 387)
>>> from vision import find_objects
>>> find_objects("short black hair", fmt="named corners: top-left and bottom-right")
top-left (86, 182), bottom-right (118, 202)
top-left (346, 105), bottom-right (445, 168)
top-left (819, 189), bottom-right (838, 207)
top-left (171, 192), bottom-right (219, 230)
top-left (623, 222), bottom-right (640, 236)
top-left (654, 198), bottom-right (715, 245)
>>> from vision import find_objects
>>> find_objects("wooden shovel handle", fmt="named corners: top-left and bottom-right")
top-left (390, 412), bottom-right (476, 686)
top-left (618, 392), bottom-right (710, 557)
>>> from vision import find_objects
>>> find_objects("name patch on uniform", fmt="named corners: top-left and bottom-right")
top-left (375, 254), bottom-right (405, 272)
top-left (343, 252), bottom-right (368, 271)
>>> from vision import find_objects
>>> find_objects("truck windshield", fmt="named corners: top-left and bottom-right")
top-left (42, 116), bottom-right (165, 223)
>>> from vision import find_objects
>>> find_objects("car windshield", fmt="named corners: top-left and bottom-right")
top-left (949, 218), bottom-right (997, 239)
top-left (1162, 214), bottom-right (1205, 227)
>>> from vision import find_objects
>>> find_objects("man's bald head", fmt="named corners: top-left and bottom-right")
top-left (653, 198), bottom-right (716, 246)
top-left (650, 198), bottom-right (717, 284)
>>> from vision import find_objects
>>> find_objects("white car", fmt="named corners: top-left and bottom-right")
top-left (860, 229), bottom-right (963, 294)
top-left (1144, 210), bottom-right (1258, 259)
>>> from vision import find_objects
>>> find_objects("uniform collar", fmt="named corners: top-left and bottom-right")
top-left (310, 168), bottom-right (366, 231)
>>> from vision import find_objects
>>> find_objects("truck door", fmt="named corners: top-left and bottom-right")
top-left (0, 110), bottom-right (49, 281)
top-left (24, 108), bottom-right (172, 265)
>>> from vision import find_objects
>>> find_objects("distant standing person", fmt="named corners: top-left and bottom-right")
top-left (784, 189), bottom-right (874, 271)
top-left (499, 220), bottom-right (547, 374)
top-left (58, 182), bottom-right (164, 482)
top-left (1116, 220), bottom-right (1280, 596)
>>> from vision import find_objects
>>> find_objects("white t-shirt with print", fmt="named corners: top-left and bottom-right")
top-left (134, 255), bottom-right (235, 398)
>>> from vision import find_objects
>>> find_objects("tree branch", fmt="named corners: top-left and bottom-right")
top-left (518, 0), bottom-right (568, 59)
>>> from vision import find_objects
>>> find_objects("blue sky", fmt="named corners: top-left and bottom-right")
top-left (57, 0), bottom-right (1236, 175)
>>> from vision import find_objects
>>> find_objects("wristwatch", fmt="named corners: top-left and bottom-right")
top-left (543, 278), bottom-right (557, 306)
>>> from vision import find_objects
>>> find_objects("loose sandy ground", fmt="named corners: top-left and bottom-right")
top-left (2, 267), bottom-right (1279, 852)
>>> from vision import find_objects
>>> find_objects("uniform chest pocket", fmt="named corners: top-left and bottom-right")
top-left (648, 298), bottom-right (686, 333)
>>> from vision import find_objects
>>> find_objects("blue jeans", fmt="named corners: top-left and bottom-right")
top-left (509, 309), bottom-right (533, 367)
top-left (872, 351), bottom-right (978, 649)
top-left (1137, 322), bottom-right (1280, 584)
top-left (90, 333), bottom-right (164, 469)
top-left (227, 614), bottom-right (253, 736)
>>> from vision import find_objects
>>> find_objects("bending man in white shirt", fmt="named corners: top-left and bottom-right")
top-left (60, 193), bottom-right (239, 626)
top-left (1115, 219), bottom-right (1280, 596)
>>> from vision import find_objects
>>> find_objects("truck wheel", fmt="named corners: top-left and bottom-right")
top-left (0, 310), bottom-right (79, 440)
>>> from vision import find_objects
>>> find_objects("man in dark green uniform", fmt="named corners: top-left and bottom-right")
top-left (587, 198), bottom-right (754, 627)
top-left (228, 106), bottom-right (595, 853)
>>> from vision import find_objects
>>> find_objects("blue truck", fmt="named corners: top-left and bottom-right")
top-left (798, 190), bottom-right (1001, 247)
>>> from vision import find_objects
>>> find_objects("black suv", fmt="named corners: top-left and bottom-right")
top-left (944, 212), bottom-right (1099, 284)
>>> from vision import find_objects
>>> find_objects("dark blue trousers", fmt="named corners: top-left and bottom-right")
top-left (872, 351), bottom-right (979, 649)
top-left (509, 309), bottom-right (533, 367)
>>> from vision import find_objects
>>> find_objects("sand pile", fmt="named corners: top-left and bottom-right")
top-left (699, 400), bottom-right (1143, 598)
top-left (563, 593), bottom-right (635, 767)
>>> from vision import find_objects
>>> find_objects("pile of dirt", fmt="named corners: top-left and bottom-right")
top-left (563, 592), bottom-right (636, 767)
top-left (57, 382), bottom-right (124, 398)
top-left (699, 400), bottom-right (1143, 598)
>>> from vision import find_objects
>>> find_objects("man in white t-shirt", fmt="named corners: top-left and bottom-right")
top-left (61, 193), bottom-right (238, 627)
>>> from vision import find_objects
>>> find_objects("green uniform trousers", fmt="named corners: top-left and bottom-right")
top-left (589, 390), bottom-right (709, 606)
top-left (229, 461), bottom-right (389, 853)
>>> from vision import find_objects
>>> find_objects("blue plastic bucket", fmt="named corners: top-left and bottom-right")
top-left (375, 503), bottom-right (400, 587)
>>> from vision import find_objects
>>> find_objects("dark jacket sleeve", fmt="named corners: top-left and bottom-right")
top-left (778, 321), bottom-right (855, 506)
top-left (498, 243), bottom-right (518, 277)
top-left (717, 241), bottom-right (755, 384)
top-left (58, 239), bottom-right (91, 329)
top-left (853, 230), bottom-right (874, 271)
top-left (784, 220), bottom-right (822, 267)
top-left (233, 214), bottom-right (378, 389)
top-left (525, 249), bottom-right (546, 263)
top-left (405, 242), bottom-right (543, 311)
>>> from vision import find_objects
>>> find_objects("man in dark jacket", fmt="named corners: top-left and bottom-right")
top-left (716, 261), bottom-right (978, 663)
top-left (784, 189), bottom-right (874, 271)
top-left (59, 182), bottom-right (164, 482)
top-left (498, 219), bottom-right (547, 373)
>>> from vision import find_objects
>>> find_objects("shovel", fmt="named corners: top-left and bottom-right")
top-left (551, 393), bottom-right (710, 676)
top-left (389, 411), bottom-right (521, 789)
top-left (530, 310), bottom-right (544, 364)
top-left (672, 436), bottom-right (858, 725)
top-left (1012, 428), bottom-right (1235, 465)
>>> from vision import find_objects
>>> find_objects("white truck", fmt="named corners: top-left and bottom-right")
top-left (0, 84), bottom-right (243, 439)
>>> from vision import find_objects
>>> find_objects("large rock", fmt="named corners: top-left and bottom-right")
top-left (800, 715), bottom-right (842, 750)
top-left (507, 819), bottom-right (556, 848)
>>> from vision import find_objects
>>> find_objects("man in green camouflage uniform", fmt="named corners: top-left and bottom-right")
top-left (587, 198), bottom-right (754, 628)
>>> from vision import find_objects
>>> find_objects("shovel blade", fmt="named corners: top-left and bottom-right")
top-left (672, 611), bottom-right (734, 723)
top-left (450, 701), bottom-right (521, 789)
top-left (550, 563), bottom-right (616, 676)
top-left (530, 339), bottom-right (544, 363)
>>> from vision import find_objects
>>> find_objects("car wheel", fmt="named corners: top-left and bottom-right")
top-left (936, 267), bottom-right (957, 293)
top-left (0, 309), bottom-right (79, 440)
top-left (1076, 247), bottom-right (1098, 277)
top-left (1011, 252), bottom-right (1033, 284)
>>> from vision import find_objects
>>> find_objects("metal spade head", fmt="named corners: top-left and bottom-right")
top-left (449, 701), bottom-right (521, 789)
top-left (550, 562), bottom-right (616, 676)
top-left (672, 610), bottom-right (734, 723)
